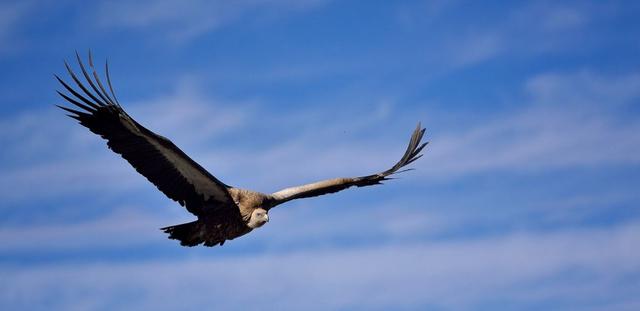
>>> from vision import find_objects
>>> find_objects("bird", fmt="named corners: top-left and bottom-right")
top-left (56, 52), bottom-right (428, 247)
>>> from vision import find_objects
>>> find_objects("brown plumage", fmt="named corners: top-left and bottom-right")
top-left (56, 52), bottom-right (428, 247)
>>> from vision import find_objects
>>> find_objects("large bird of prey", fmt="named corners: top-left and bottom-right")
top-left (56, 53), bottom-right (428, 247)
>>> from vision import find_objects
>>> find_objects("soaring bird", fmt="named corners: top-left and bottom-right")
top-left (56, 53), bottom-right (428, 247)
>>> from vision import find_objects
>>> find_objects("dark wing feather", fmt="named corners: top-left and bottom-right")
top-left (270, 123), bottom-right (427, 205)
top-left (57, 53), bottom-right (233, 216)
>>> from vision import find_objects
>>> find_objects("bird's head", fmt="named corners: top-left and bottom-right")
top-left (247, 208), bottom-right (269, 228)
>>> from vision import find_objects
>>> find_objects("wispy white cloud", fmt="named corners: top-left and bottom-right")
top-left (0, 155), bottom-right (137, 203)
top-left (446, 31), bottom-right (504, 68)
top-left (422, 71), bottom-right (640, 179)
top-left (125, 76), bottom-right (252, 147)
top-left (0, 207), bottom-right (174, 251)
top-left (0, 197), bottom-right (443, 252)
top-left (526, 71), bottom-right (640, 107)
top-left (429, 2), bottom-right (595, 68)
top-left (4, 70), bottom-right (639, 203)
top-left (1, 2), bottom-right (638, 311)
top-left (424, 106), bottom-right (640, 178)
top-left (0, 2), bottom-right (32, 54)
top-left (394, 0), bottom-right (459, 28)
top-left (2, 221), bottom-right (638, 310)
top-left (0, 71), bottom-right (408, 202)
top-left (0, 77), bottom-right (251, 203)
top-left (511, 2), bottom-right (591, 32)
top-left (234, 69), bottom-right (639, 188)
top-left (98, 0), bottom-right (330, 42)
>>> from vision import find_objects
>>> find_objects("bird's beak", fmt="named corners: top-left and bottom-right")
top-left (265, 214), bottom-right (270, 222)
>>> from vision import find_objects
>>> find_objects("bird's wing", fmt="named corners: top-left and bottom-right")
top-left (270, 123), bottom-right (427, 205)
top-left (56, 52), bottom-right (234, 216)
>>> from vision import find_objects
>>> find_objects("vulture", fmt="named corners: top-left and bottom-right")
top-left (56, 52), bottom-right (428, 247)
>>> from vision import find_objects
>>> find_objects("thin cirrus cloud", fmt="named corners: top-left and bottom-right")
top-left (412, 2), bottom-right (594, 69)
top-left (2, 70), bottom-right (637, 256)
top-left (0, 2), bottom-right (638, 310)
top-left (0, 2), bottom-right (32, 54)
top-left (0, 207), bottom-right (169, 252)
top-left (0, 74), bottom-right (406, 202)
top-left (0, 76), bottom-right (251, 203)
top-left (525, 71), bottom-right (640, 107)
top-left (425, 107), bottom-right (640, 178)
top-left (97, 0), bottom-right (331, 42)
top-left (0, 201), bottom-right (434, 253)
top-left (3, 70), bottom-right (639, 202)
top-left (422, 71), bottom-right (640, 179)
top-left (1, 220), bottom-right (638, 310)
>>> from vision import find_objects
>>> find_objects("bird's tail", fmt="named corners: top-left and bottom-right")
top-left (161, 221), bottom-right (204, 247)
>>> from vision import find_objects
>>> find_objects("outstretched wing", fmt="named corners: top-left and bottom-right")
top-left (56, 52), bottom-right (234, 216)
top-left (270, 123), bottom-right (427, 205)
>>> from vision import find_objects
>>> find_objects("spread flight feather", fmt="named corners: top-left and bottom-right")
top-left (57, 52), bottom-right (428, 247)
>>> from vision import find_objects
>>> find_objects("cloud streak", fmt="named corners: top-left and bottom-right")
top-left (422, 71), bottom-right (640, 179)
top-left (0, 77), bottom-right (251, 203)
top-left (0, 2), bottom-right (31, 54)
top-left (2, 2), bottom-right (639, 311)
top-left (3, 70), bottom-right (639, 202)
top-left (98, 0), bottom-right (330, 42)
top-left (2, 220), bottom-right (638, 310)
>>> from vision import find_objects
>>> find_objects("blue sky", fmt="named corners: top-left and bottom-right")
top-left (1, 0), bottom-right (639, 310)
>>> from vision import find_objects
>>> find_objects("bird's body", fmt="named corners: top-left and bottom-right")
top-left (57, 52), bottom-right (428, 247)
top-left (161, 188), bottom-right (270, 246)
